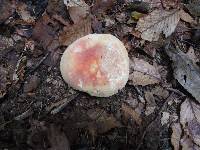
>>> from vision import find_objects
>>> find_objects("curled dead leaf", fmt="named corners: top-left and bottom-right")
top-left (59, 17), bottom-right (91, 46)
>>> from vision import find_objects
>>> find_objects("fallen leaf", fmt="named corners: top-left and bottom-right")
top-left (87, 108), bottom-right (120, 134)
top-left (91, 0), bottom-right (115, 14)
top-left (32, 14), bottom-right (56, 49)
top-left (121, 103), bottom-right (142, 125)
top-left (68, 6), bottom-right (89, 24)
top-left (166, 47), bottom-right (200, 102)
top-left (179, 9), bottom-right (196, 24)
top-left (65, 0), bottom-right (90, 24)
top-left (47, 124), bottom-right (70, 150)
top-left (180, 99), bottom-right (200, 146)
top-left (129, 58), bottom-right (161, 86)
top-left (171, 123), bottom-right (182, 150)
top-left (136, 9), bottom-right (180, 41)
top-left (59, 17), bottom-right (91, 46)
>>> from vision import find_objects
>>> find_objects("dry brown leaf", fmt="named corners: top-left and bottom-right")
top-left (32, 14), bottom-right (56, 49)
top-left (121, 103), bottom-right (142, 125)
top-left (65, 0), bottom-right (90, 24)
top-left (179, 9), bottom-right (196, 24)
top-left (59, 17), bottom-right (91, 46)
top-left (171, 123), bottom-right (182, 150)
top-left (87, 108), bottom-right (120, 134)
top-left (129, 58), bottom-right (161, 86)
top-left (180, 99), bottom-right (200, 146)
top-left (91, 0), bottom-right (115, 14)
top-left (68, 6), bottom-right (89, 24)
top-left (136, 9), bottom-right (180, 41)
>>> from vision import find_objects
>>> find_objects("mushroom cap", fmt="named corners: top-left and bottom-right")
top-left (60, 34), bottom-right (129, 97)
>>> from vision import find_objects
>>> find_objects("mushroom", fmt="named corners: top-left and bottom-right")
top-left (60, 34), bottom-right (129, 97)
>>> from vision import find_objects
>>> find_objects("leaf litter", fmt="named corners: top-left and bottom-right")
top-left (1, 0), bottom-right (200, 149)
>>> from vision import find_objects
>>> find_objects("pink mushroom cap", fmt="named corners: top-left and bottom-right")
top-left (60, 34), bottom-right (129, 97)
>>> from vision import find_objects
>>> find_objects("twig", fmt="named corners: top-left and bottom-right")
top-left (50, 93), bottom-right (79, 115)
top-left (14, 108), bottom-right (33, 120)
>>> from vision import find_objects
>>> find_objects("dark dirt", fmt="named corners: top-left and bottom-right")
top-left (0, 0), bottom-right (199, 150)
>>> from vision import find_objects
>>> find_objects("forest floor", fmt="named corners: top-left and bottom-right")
top-left (1, 0), bottom-right (200, 150)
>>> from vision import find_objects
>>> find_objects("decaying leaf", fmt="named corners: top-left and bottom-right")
top-left (129, 58), bottom-right (161, 86)
top-left (59, 17), bottom-right (91, 46)
top-left (32, 14), bottom-right (56, 49)
top-left (68, 6), bottom-right (89, 24)
top-left (136, 9), bottom-right (180, 41)
top-left (91, 0), bottom-right (115, 14)
top-left (180, 99), bottom-right (200, 146)
top-left (121, 103), bottom-right (142, 125)
top-left (166, 47), bottom-right (200, 102)
top-left (87, 108), bottom-right (120, 134)
top-left (171, 123), bottom-right (182, 150)
top-left (65, 0), bottom-right (89, 24)
top-left (59, 0), bottom-right (91, 46)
